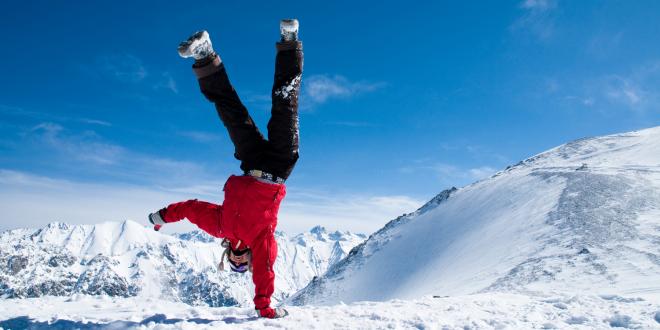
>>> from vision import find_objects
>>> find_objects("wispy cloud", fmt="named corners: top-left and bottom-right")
top-left (87, 54), bottom-right (178, 95)
top-left (28, 122), bottom-right (123, 165)
top-left (581, 97), bottom-right (595, 107)
top-left (241, 75), bottom-right (385, 111)
top-left (23, 122), bottom-right (219, 184)
top-left (326, 121), bottom-right (378, 128)
top-left (0, 104), bottom-right (111, 127)
top-left (280, 188), bottom-right (424, 234)
top-left (0, 169), bottom-right (423, 235)
top-left (303, 74), bottom-right (385, 106)
top-left (521, 0), bottom-right (555, 10)
top-left (177, 130), bottom-right (222, 143)
top-left (435, 142), bottom-right (511, 165)
top-left (468, 166), bottom-right (499, 180)
top-left (154, 72), bottom-right (178, 94)
top-left (429, 163), bottom-right (498, 183)
top-left (510, 0), bottom-right (558, 40)
top-left (603, 75), bottom-right (643, 106)
top-left (241, 92), bottom-right (272, 112)
top-left (79, 118), bottom-right (112, 127)
top-left (575, 61), bottom-right (660, 111)
top-left (98, 54), bottom-right (148, 83)
top-left (0, 169), bottom-right (215, 233)
top-left (400, 161), bottom-right (498, 188)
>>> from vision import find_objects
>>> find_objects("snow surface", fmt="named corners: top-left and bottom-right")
top-left (0, 293), bottom-right (658, 329)
top-left (2, 126), bottom-right (660, 329)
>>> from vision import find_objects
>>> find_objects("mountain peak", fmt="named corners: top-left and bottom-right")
top-left (310, 225), bottom-right (326, 235)
top-left (1, 219), bottom-right (365, 307)
top-left (45, 221), bottom-right (70, 231)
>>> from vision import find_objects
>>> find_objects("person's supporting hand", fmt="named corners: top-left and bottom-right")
top-left (148, 209), bottom-right (166, 231)
top-left (259, 307), bottom-right (289, 319)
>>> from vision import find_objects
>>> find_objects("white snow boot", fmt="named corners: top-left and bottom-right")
top-left (280, 19), bottom-right (299, 42)
top-left (177, 30), bottom-right (214, 60)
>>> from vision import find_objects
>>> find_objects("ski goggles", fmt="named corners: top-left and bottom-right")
top-left (229, 260), bottom-right (249, 273)
top-left (228, 248), bottom-right (250, 273)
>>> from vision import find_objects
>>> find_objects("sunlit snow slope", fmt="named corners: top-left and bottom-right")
top-left (291, 126), bottom-right (660, 305)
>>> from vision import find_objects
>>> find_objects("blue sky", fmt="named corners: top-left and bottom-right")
top-left (1, 0), bottom-right (659, 234)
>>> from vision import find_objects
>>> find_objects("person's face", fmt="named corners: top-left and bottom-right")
top-left (229, 251), bottom-right (249, 264)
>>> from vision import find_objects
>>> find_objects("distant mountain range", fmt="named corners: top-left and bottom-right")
top-left (0, 220), bottom-right (365, 307)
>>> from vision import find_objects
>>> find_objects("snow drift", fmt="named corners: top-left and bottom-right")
top-left (291, 126), bottom-right (660, 305)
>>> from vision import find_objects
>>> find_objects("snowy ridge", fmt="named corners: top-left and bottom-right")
top-left (0, 220), bottom-right (365, 307)
top-left (290, 126), bottom-right (660, 306)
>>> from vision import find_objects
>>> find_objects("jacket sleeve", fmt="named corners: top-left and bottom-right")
top-left (251, 227), bottom-right (277, 310)
top-left (162, 199), bottom-right (223, 238)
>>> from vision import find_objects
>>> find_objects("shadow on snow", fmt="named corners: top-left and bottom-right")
top-left (0, 313), bottom-right (259, 329)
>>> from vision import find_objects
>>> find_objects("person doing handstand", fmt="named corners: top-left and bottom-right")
top-left (148, 19), bottom-right (303, 319)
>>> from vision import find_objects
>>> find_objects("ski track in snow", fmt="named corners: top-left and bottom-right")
top-left (0, 293), bottom-right (659, 329)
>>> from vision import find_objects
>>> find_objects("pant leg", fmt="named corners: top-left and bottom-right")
top-left (194, 56), bottom-right (268, 173)
top-left (265, 41), bottom-right (304, 180)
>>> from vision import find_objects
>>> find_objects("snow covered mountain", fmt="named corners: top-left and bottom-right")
top-left (1, 128), bottom-right (659, 329)
top-left (291, 126), bottom-right (660, 305)
top-left (0, 220), bottom-right (365, 307)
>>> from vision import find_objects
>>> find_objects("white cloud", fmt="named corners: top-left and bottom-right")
top-left (326, 121), bottom-right (377, 128)
top-left (468, 166), bottom-right (499, 181)
top-left (154, 72), bottom-right (178, 94)
top-left (433, 163), bottom-right (497, 183)
top-left (0, 104), bottom-right (111, 127)
top-left (24, 122), bottom-right (218, 184)
top-left (0, 170), bottom-right (424, 236)
top-left (603, 76), bottom-right (644, 107)
top-left (91, 55), bottom-right (179, 95)
top-left (511, 0), bottom-right (557, 40)
top-left (582, 97), bottom-right (595, 107)
top-left (29, 122), bottom-right (123, 165)
top-left (177, 131), bottom-right (222, 143)
top-left (400, 162), bottom-right (498, 188)
top-left (98, 54), bottom-right (148, 83)
top-left (578, 62), bottom-right (660, 111)
top-left (279, 188), bottom-right (424, 234)
top-left (79, 118), bottom-right (112, 127)
top-left (303, 75), bottom-right (385, 105)
top-left (241, 75), bottom-right (385, 111)
top-left (521, 0), bottom-right (554, 10)
top-left (0, 169), bottom-right (213, 234)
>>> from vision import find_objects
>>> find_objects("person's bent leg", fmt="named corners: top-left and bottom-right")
top-left (265, 21), bottom-right (303, 180)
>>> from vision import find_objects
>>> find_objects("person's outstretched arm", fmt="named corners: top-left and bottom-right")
top-left (149, 199), bottom-right (223, 237)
